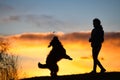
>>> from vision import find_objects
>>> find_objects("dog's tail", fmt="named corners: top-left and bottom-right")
top-left (38, 62), bottom-right (48, 68)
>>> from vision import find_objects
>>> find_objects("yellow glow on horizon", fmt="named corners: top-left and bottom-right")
top-left (6, 33), bottom-right (120, 79)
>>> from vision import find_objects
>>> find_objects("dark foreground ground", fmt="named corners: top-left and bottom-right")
top-left (21, 72), bottom-right (120, 80)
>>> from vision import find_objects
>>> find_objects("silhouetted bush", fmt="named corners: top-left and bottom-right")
top-left (0, 39), bottom-right (18, 80)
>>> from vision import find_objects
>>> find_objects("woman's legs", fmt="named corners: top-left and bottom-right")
top-left (92, 45), bottom-right (105, 73)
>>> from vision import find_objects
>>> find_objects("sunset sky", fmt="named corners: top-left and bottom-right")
top-left (0, 0), bottom-right (120, 79)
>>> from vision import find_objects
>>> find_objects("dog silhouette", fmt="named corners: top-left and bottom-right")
top-left (38, 36), bottom-right (72, 77)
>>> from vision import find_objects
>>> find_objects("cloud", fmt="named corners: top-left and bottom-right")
top-left (17, 33), bottom-right (54, 40)
top-left (0, 14), bottom-right (81, 32)
top-left (0, 3), bottom-right (14, 11)
top-left (6, 32), bottom-right (120, 43)
top-left (60, 32), bottom-right (90, 41)
top-left (104, 32), bottom-right (120, 47)
top-left (0, 14), bottom-right (64, 28)
top-left (80, 56), bottom-right (104, 60)
top-left (80, 56), bottom-right (91, 60)
top-left (6, 32), bottom-right (90, 42)
top-left (0, 3), bottom-right (14, 17)
top-left (25, 15), bottom-right (63, 27)
top-left (105, 32), bottom-right (120, 40)
top-left (1, 16), bottom-right (20, 22)
top-left (0, 4), bottom-right (63, 27)
top-left (0, 14), bottom-right (70, 33)
top-left (1, 31), bottom-right (120, 42)
top-left (25, 15), bottom-right (68, 32)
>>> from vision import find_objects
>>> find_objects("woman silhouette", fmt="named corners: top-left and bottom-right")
top-left (89, 18), bottom-right (106, 73)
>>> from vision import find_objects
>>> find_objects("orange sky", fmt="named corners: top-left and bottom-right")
top-left (1, 32), bottom-right (120, 79)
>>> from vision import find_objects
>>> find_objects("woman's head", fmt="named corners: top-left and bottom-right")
top-left (93, 18), bottom-right (101, 27)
